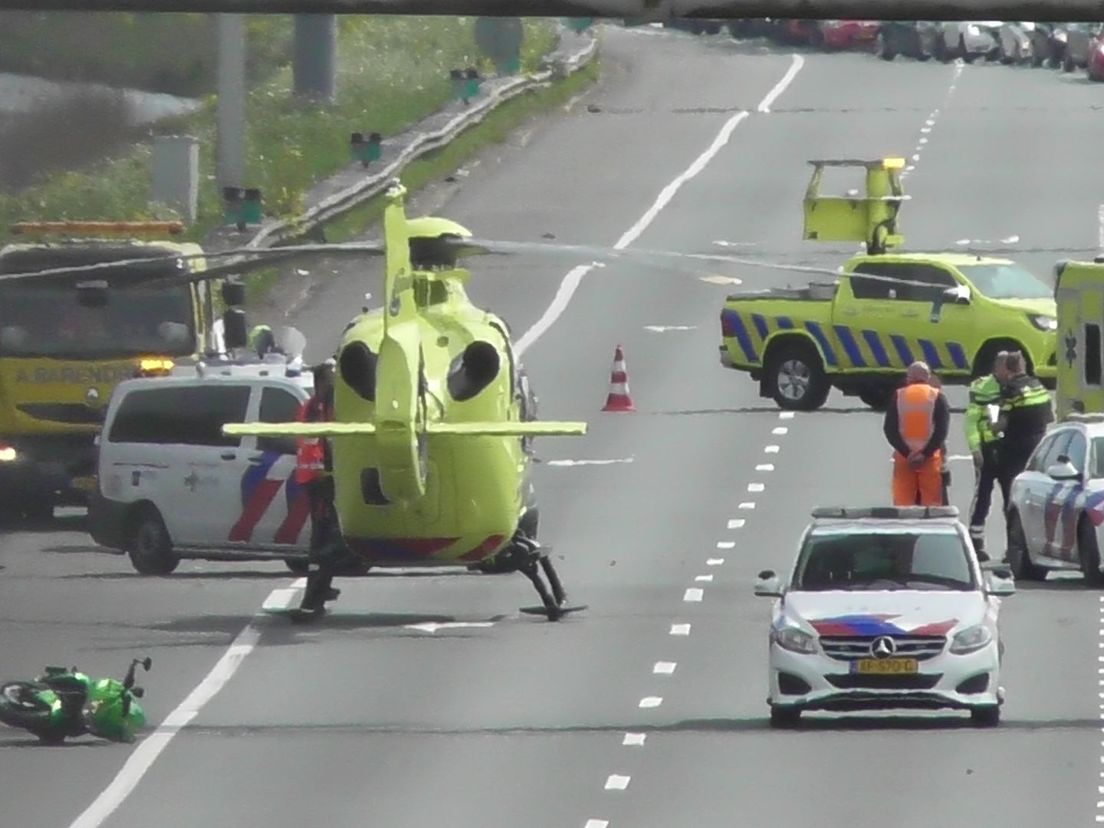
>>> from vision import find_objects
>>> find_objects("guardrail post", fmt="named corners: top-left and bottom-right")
top-left (350, 132), bottom-right (382, 167)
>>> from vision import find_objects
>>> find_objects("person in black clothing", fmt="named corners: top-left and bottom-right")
top-left (993, 351), bottom-right (1054, 508)
top-left (296, 359), bottom-right (346, 616)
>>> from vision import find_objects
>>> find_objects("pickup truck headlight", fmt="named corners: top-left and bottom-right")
top-left (0, 445), bottom-right (17, 463)
top-left (1029, 314), bottom-right (1058, 331)
top-left (950, 624), bottom-right (993, 654)
top-left (771, 625), bottom-right (818, 654)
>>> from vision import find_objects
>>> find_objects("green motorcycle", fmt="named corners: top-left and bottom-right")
top-left (0, 657), bottom-right (152, 744)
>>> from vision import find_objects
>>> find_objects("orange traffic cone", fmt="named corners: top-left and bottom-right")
top-left (602, 344), bottom-right (635, 412)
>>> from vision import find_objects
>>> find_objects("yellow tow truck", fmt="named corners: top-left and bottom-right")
top-left (0, 221), bottom-right (228, 521)
top-left (718, 158), bottom-right (1059, 410)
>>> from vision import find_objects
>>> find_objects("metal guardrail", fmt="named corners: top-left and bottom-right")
top-left (205, 27), bottom-right (598, 257)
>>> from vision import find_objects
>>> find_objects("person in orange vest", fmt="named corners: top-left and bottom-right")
top-left (295, 358), bottom-right (342, 615)
top-left (882, 361), bottom-right (950, 507)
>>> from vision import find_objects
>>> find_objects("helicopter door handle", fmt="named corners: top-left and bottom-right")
top-left (220, 451), bottom-right (236, 461)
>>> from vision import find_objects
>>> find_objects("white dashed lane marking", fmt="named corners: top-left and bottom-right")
top-left (623, 733), bottom-right (646, 746)
top-left (765, 445), bottom-right (780, 453)
top-left (706, 558), bottom-right (725, 566)
top-left (728, 519), bottom-right (746, 528)
top-left (605, 775), bottom-right (631, 791)
top-left (756, 464), bottom-right (774, 471)
top-left (584, 820), bottom-right (610, 828)
top-left (717, 541), bottom-right (735, 549)
top-left (639, 697), bottom-right (663, 709)
top-left (772, 427), bottom-right (788, 435)
top-left (670, 624), bottom-right (691, 636)
top-left (683, 588), bottom-right (704, 602)
top-left (748, 483), bottom-right (765, 492)
top-left (695, 574), bottom-right (714, 582)
top-left (653, 662), bottom-right (677, 675)
top-left (739, 502), bottom-right (756, 510)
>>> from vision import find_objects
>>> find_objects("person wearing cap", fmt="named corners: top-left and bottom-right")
top-left (993, 350), bottom-right (1054, 510)
top-left (963, 351), bottom-right (1008, 561)
top-left (296, 358), bottom-right (343, 614)
top-left (883, 361), bottom-right (951, 507)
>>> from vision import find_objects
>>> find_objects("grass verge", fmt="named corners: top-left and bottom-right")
top-left (0, 17), bottom-right (560, 248)
top-left (244, 55), bottom-right (600, 305)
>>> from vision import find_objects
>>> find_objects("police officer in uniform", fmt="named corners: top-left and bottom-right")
top-left (964, 353), bottom-right (1007, 561)
top-left (994, 350), bottom-right (1054, 513)
top-left (295, 359), bottom-right (344, 615)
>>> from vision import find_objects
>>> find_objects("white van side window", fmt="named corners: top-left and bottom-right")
top-left (257, 387), bottom-right (303, 455)
top-left (108, 385), bottom-right (251, 447)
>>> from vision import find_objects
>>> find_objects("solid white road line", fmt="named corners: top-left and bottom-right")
top-left (515, 54), bottom-right (805, 357)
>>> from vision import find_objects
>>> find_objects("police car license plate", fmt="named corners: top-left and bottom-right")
top-left (853, 658), bottom-right (918, 674)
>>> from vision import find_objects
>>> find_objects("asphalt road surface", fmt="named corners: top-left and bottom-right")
top-left (1, 24), bottom-right (1101, 828)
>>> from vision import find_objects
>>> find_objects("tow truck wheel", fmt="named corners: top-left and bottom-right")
top-left (766, 341), bottom-right (830, 411)
top-left (126, 507), bottom-right (179, 576)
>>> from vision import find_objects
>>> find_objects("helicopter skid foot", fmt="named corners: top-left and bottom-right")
top-left (516, 543), bottom-right (583, 621)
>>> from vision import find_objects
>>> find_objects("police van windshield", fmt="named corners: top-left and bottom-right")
top-left (958, 263), bottom-right (1053, 300)
top-left (793, 528), bottom-right (974, 591)
top-left (0, 283), bottom-right (195, 359)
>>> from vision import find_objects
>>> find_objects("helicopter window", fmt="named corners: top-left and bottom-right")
top-left (108, 384), bottom-right (249, 448)
top-left (258, 388), bottom-right (303, 455)
top-left (488, 320), bottom-right (516, 395)
top-left (339, 342), bottom-right (377, 402)
top-left (1085, 324), bottom-right (1102, 386)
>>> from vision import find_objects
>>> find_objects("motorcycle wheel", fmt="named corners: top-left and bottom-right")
top-left (0, 682), bottom-right (58, 735)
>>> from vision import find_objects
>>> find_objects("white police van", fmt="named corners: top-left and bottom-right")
top-left (88, 342), bottom-right (317, 575)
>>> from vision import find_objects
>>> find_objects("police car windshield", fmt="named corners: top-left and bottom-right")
top-left (793, 527), bottom-right (975, 591)
top-left (958, 263), bottom-right (1053, 300)
top-left (0, 283), bottom-right (195, 359)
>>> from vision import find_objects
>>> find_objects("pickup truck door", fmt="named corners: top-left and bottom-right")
top-left (837, 263), bottom-right (921, 370)
top-left (227, 384), bottom-right (312, 550)
top-left (845, 262), bottom-right (972, 373)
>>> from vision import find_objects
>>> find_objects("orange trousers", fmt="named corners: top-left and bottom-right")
top-left (892, 451), bottom-right (943, 507)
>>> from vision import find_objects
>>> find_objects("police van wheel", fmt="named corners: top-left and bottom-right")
top-left (767, 342), bottom-right (829, 411)
top-left (126, 507), bottom-right (179, 576)
top-left (1006, 512), bottom-right (1046, 582)
top-left (1077, 517), bottom-right (1104, 587)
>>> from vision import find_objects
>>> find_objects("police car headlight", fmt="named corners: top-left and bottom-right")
top-left (1030, 314), bottom-right (1057, 331)
top-left (770, 625), bottom-right (818, 654)
top-left (950, 624), bottom-right (992, 654)
top-left (0, 445), bottom-right (17, 463)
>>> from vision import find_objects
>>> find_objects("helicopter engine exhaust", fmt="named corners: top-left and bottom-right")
top-left (448, 340), bottom-right (500, 402)
top-left (339, 341), bottom-right (378, 402)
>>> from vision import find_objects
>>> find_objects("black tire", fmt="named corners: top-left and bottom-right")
top-left (769, 706), bottom-right (801, 728)
top-left (765, 340), bottom-right (830, 411)
top-left (125, 506), bottom-right (179, 575)
top-left (1006, 511), bottom-right (1047, 581)
top-left (960, 36), bottom-right (976, 63)
top-left (1078, 516), bottom-right (1104, 586)
top-left (0, 682), bottom-right (53, 731)
top-left (285, 557), bottom-right (310, 575)
top-left (858, 385), bottom-right (895, 411)
top-left (970, 705), bottom-right (1000, 727)
top-left (875, 32), bottom-right (894, 60)
top-left (1064, 53), bottom-right (1075, 72)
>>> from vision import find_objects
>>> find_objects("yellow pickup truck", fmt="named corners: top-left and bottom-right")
top-left (717, 157), bottom-right (1058, 410)
top-left (719, 252), bottom-right (1058, 410)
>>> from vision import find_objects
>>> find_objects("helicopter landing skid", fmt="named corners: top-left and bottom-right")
top-left (514, 540), bottom-right (586, 622)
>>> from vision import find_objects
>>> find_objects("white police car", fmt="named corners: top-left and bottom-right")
top-left (754, 506), bottom-right (1013, 728)
top-left (1007, 414), bottom-right (1104, 584)
top-left (88, 352), bottom-right (315, 575)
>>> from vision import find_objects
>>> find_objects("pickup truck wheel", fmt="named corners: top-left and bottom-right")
top-left (126, 507), bottom-right (179, 576)
top-left (767, 342), bottom-right (830, 411)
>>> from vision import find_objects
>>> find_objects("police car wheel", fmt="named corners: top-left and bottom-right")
top-left (769, 706), bottom-right (801, 728)
top-left (1077, 517), bottom-right (1104, 586)
top-left (1006, 512), bottom-right (1046, 582)
top-left (970, 705), bottom-right (1000, 727)
top-left (126, 508), bottom-right (179, 576)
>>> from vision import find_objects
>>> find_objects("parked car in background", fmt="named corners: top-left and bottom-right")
top-left (997, 22), bottom-right (1036, 65)
top-left (1024, 22), bottom-right (1066, 67)
top-left (1056, 22), bottom-right (1103, 72)
top-left (816, 20), bottom-right (880, 50)
top-left (1087, 33), bottom-right (1104, 81)
top-left (874, 21), bottom-right (940, 61)
top-left (937, 21), bottom-right (1001, 62)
